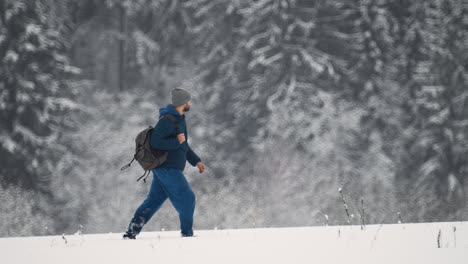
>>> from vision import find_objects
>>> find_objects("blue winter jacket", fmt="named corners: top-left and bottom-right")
top-left (150, 104), bottom-right (201, 171)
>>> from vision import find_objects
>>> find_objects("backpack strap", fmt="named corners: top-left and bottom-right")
top-left (120, 156), bottom-right (135, 171)
top-left (160, 113), bottom-right (180, 135)
top-left (136, 170), bottom-right (151, 183)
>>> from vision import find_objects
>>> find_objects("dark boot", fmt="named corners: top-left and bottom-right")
top-left (123, 231), bottom-right (136, 240)
top-left (181, 232), bottom-right (196, 237)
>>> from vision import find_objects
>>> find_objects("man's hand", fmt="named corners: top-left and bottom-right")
top-left (177, 133), bottom-right (186, 144)
top-left (196, 162), bottom-right (205, 174)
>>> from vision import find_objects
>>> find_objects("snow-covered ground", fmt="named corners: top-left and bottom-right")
top-left (1, 222), bottom-right (467, 264)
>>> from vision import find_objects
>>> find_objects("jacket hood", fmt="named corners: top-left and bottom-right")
top-left (159, 104), bottom-right (183, 119)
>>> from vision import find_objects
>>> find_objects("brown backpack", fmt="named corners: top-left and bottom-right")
top-left (121, 113), bottom-right (179, 182)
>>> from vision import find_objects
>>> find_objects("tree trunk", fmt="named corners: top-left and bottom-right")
top-left (118, 4), bottom-right (126, 91)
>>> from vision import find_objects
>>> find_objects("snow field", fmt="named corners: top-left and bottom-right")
top-left (1, 222), bottom-right (467, 264)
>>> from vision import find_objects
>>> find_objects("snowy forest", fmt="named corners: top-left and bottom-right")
top-left (0, 0), bottom-right (467, 237)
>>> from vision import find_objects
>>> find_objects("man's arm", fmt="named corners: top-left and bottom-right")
top-left (186, 145), bottom-right (201, 166)
top-left (150, 117), bottom-right (180, 150)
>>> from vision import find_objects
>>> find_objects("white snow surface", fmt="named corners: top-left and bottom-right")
top-left (1, 222), bottom-right (467, 264)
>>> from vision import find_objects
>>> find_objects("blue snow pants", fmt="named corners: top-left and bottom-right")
top-left (127, 167), bottom-right (195, 236)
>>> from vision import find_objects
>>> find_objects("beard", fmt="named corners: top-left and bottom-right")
top-left (183, 105), bottom-right (191, 112)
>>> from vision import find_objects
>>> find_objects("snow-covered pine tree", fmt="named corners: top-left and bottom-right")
top-left (179, 1), bottom-right (398, 226)
top-left (187, 0), bottom-right (358, 153)
top-left (406, 0), bottom-right (468, 220)
top-left (356, 0), bottom-right (468, 221)
top-left (0, 0), bottom-right (78, 193)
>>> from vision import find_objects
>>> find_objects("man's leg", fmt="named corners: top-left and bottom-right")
top-left (126, 170), bottom-right (168, 236)
top-left (156, 168), bottom-right (196, 237)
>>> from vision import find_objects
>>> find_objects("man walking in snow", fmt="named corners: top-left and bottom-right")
top-left (123, 88), bottom-right (205, 239)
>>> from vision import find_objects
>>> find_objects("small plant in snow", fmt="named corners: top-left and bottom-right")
top-left (74, 224), bottom-right (84, 236)
top-left (338, 187), bottom-right (351, 224)
top-left (437, 229), bottom-right (442, 248)
top-left (453, 226), bottom-right (456, 248)
top-left (397, 212), bottom-right (403, 224)
top-left (62, 234), bottom-right (68, 245)
top-left (359, 197), bottom-right (366, 230)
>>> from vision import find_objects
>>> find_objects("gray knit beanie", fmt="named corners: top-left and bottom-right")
top-left (171, 88), bottom-right (191, 107)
